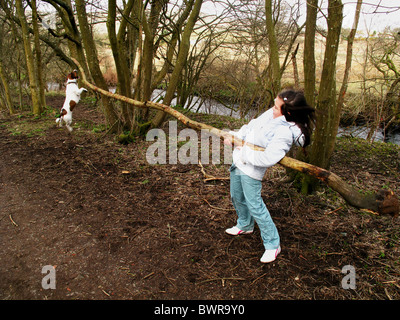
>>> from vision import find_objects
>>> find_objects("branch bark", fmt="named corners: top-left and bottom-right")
top-left (72, 58), bottom-right (399, 217)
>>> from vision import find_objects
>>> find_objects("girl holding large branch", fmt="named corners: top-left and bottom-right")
top-left (224, 90), bottom-right (315, 263)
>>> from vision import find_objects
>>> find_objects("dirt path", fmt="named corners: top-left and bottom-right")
top-left (0, 97), bottom-right (399, 300)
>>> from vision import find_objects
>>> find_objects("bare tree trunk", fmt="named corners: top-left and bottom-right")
top-left (309, 0), bottom-right (343, 170)
top-left (73, 57), bottom-right (399, 217)
top-left (31, 0), bottom-right (46, 111)
top-left (265, 0), bottom-right (281, 96)
top-left (303, 0), bottom-right (318, 108)
top-left (15, 0), bottom-right (41, 115)
top-left (337, 0), bottom-right (363, 127)
top-left (151, 0), bottom-right (203, 128)
top-left (0, 1), bottom-right (23, 109)
top-left (134, 0), bottom-right (164, 133)
top-left (107, 0), bottom-right (134, 130)
top-left (0, 60), bottom-right (14, 114)
top-left (61, 0), bottom-right (90, 79)
top-left (291, 43), bottom-right (300, 88)
top-left (75, 0), bottom-right (119, 132)
top-left (0, 28), bottom-right (14, 114)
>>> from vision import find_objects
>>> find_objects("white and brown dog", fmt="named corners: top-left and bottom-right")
top-left (56, 70), bottom-right (87, 132)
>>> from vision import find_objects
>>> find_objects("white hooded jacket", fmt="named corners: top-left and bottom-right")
top-left (229, 108), bottom-right (305, 181)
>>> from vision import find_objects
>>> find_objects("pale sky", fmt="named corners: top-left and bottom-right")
top-left (40, 0), bottom-right (400, 33)
top-left (336, 0), bottom-right (400, 32)
top-left (202, 0), bottom-right (400, 33)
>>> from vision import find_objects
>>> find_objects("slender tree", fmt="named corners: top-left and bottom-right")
top-left (49, 0), bottom-right (90, 76)
top-left (336, 0), bottom-right (363, 129)
top-left (15, 0), bottom-right (41, 115)
top-left (303, 0), bottom-right (318, 109)
top-left (75, 0), bottom-right (119, 131)
top-left (0, 58), bottom-right (15, 114)
top-left (296, 0), bottom-right (344, 193)
top-left (0, 19), bottom-right (15, 114)
top-left (264, 0), bottom-right (281, 96)
top-left (309, 0), bottom-right (343, 171)
top-left (30, 0), bottom-right (46, 109)
top-left (107, 0), bottom-right (135, 129)
top-left (151, 0), bottom-right (204, 128)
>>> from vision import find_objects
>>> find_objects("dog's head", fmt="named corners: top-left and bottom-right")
top-left (67, 70), bottom-right (79, 81)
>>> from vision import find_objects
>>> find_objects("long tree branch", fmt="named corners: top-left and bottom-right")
top-left (72, 58), bottom-right (399, 217)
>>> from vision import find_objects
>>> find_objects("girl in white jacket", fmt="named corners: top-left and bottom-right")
top-left (224, 89), bottom-right (315, 263)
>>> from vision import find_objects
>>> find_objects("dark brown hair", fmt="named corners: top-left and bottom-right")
top-left (278, 89), bottom-right (315, 148)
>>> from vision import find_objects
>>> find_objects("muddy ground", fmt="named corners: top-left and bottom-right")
top-left (0, 95), bottom-right (399, 300)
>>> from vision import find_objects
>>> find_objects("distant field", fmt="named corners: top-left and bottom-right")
top-left (281, 34), bottom-right (398, 95)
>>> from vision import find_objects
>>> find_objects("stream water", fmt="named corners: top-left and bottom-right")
top-left (337, 126), bottom-right (400, 145)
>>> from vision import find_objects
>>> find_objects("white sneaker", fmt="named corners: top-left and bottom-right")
top-left (260, 246), bottom-right (281, 263)
top-left (225, 226), bottom-right (253, 236)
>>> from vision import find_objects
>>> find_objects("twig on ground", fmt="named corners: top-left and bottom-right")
top-left (9, 214), bottom-right (18, 227)
top-left (198, 161), bottom-right (229, 182)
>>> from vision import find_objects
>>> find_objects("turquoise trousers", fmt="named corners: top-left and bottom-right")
top-left (230, 165), bottom-right (280, 250)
